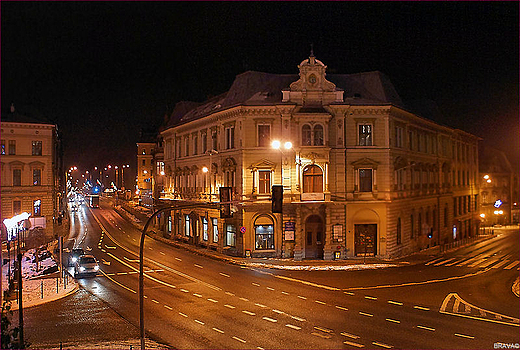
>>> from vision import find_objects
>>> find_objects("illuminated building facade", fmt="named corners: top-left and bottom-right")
top-left (158, 54), bottom-right (480, 259)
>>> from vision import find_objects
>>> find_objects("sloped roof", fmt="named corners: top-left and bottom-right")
top-left (1, 107), bottom-right (55, 126)
top-left (167, 70), bottom-right (405, 128)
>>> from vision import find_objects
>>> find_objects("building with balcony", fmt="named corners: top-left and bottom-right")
top-left (1, 104), bottom-right (64, 241)
top-left (157, 54), bottom-right (480, 260)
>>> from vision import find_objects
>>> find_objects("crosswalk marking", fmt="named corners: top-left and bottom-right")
top-left (504, 261), bottom-right (520, 270)
top-left (491, 260), bottom-right (511, 269)
top-left (425, 257), bottom-right (444, 265)
top-left (433, 258), bottom-right (456, 266)
top-left (478, 259), bottom-right (501, 268)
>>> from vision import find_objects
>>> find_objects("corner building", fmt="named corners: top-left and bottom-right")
top-left (159, 55), bottom-right (480, 260)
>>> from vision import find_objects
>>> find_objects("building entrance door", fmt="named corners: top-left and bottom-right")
top-left (354, 224), bottom-right (377, 256)
top-left (304, 215), bottom-right (324, 259)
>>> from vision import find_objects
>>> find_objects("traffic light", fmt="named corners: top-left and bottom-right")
top-left (272, 185), bottom-right (283, 213)
top-left (219, 186), bottom-right (232, 218)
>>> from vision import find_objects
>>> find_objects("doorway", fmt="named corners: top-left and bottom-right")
top-left (354, 224), bottom-right (377, 256)
top-left (305, 215), bottom-right (324, 259)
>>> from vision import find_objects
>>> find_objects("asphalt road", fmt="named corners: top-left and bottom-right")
top-left (21, 199), bottom-right (520, 349)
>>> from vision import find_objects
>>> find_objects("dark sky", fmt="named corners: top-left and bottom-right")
top-left (2, 2), bottom-right (519, 176)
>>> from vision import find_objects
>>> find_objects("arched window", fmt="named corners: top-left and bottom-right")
top-left (313, 125), bottom-right (324, 146)
top-left (303, 165), bottom-right (323, 193)
top-left (302, 125), bottom-right (312, 146)
top-left (254, 215), bottom-right (275, 250)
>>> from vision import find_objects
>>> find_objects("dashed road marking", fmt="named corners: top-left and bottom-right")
top-left (160, 251), bottom-right (166, 255)
top-left (212, 327), bottom-right (224, 334)
top-left (224, 304), bottom-right (236, 309)
top-left (194, 319), bottom-right (204, 325)
top-left (386, 318), bottom-right (400, 324)
top-left (281, 291), bottom-right (289, 295)
top-left (179, 312), bottom-right (188, 318)
top-left (255, 303), bottom-right (267, 308)
top-left (365, 295), bottom-right (377, 300)
top-left (314, 326), bottom-right (333, 333)
top-left (164, 305), bottom-right (172, 310)
top-left (272, 309), bottom-right (284, 314)
top-left (311, 332), bottom-right (331, 339)
top-left (225, 291), bottom-right (235, 296)
top-left (359, 311), bottom-right (373, 317)
top-left (242, 310), bottom-right (256, 316)
top-left (291, 315), bottom-right (306, 322)
top-left (417, 325), bottom-right (435, 331)
top-left (219, 272), bottom-right (230, 277)
top-left (315, 300), bottom-right (327, 305)
top-left (298, 295), bottom-right (307, 300)
top-left (239, 297), bottom-right (249, 302)
top-left (344, 340), bottom-right (365, 348)
top-left (335, 305), bottom-right (348, 311)
top-left (232, 336), bottom-right (246, 343)
top-left (414, 305), bottom-right (430, 311)
top-left (252, 282), bottom-right (260, 287)
top-left (344, 291), bottom-right (355, 296)
top-left (454, 333), bottom-right (474, 339)
top-left (263, 317), bottom-right (277, 323)
top-left (207, 298), bottom-right (218, 303)
top-left (180, 289), bottom-right (189, 293)
top-left (267, 287), bottom-right (275, 291)
top-left (285, 324), bottom-right (301, 330)
top-left (193, 293), bottom-right (202, 298)
top-left (194, 264), bottom-right (203, 269)
top-left (175, 257), bottom-right (182, 261)
top-left (152, 299), bottom-right (159, 304)
top-left (372, 341), bottom-right (393, 348)
top-left (388, 300), bottom-right (403, 306)
top-left (341, 332), bottom-right (360, 339)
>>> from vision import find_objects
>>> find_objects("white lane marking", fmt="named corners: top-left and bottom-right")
top-left (179, 312), bottom-right (188, 318)
top-left (386, 318), bottom-right (400, 324)
top-left (175, 257), bottom-right (182, 261)
top-left (101, 259), bottom-right (111, 265)
top-left (315, 300), bottom-right (327, 305)
top-left (164, 305), bottom-right (173, 310)
top-left (311, 332), bottom-right (331, 339)
top-left (239, 297), bottom-right (249, 302)
top-left (291, 315), bottom-right (306, 322)
top-left (272, 309), bottom-right (284, 314)
top-left (255, 303), bottom-right (267, 308)
top-left (194, 319), bottom-right (204, 325)
top-left (160, 251), bottom-right (166, 255)
top-left (101, 249), bottom-right (106, 253)
top-left (417, 325), bottom-right (435, 331)
top-left (297, 295), bottom-right (307, 300)
top-left (152, 299), bottom-right (159, 304)
top-left (414, 305), bottom-right (430, 311)
top-left (281, 291), bottom-right (289, 295)
top-left (194, 264), bottom-right (203, 269)
top-left (212, 328), bottom-right (224, 334)
top-left (148, 247), bottom-right (153, 250)
top-left (492, 260), bottom-right (511, 269)
top-left (335, 305), bottom-right (348, 311)
top-left (425, 257), bottom-right (444, 265)
top-left (388, 300), bottom-right (403, 306)
top-left (285, 324), bottom-right (301, 330)
top-left (225, 291), bottom-right (235, 296)
top-left (263, 317), bottom-right (277, 323)
top-left (252, 282), bottom-right (260, 287)
top-left (504, 260), bottom-right (520, 270)
top-left (219, 272), bottom-right (230, 277)
top-left (359, 311), bottom-right (373, 317)
top-left (116, 272), bottom-right (128, 275)
top-left (242, 310), bottom-right (255, 316)
top-left (123, 256), bottom-right (139, 263)
top-left (232, 336), bottom-right (246, 344)
top-left (433, 258), bottom-right (456, 266)
top-left (314, 326), bottom-right (333, 333)
top-left (224, 304), bottom-right (236, 309)
top-left (193, 293), bottom-right (202, 298)
top-left (372, 341), bottom-right (393, 348)
top-left (454, 333), bottom-right (475, 339)
top-left (341, 332), bottom-right (360, 339)
top-left (207, 298), bottom-right (218, 303)
top-left (344, 340), bottom-right (365, 348)
top-left (180, 289), bottom-right (189, 293)
top-left (132, 238), bottom-right (136, 242)
top-left (344, 291), bottom-right (355, 295)
top-left (267, 287), bottom-right (275, 291)
top-left (365, 296), bottom-right (377, 300)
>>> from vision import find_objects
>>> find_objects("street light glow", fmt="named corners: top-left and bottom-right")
top-left (271, 140), bottom-right (281, 149)
top-left (483, 174), bottom-right (490, 179)
top-left (202, 166), bottom-right (208, 173)
top-left (284, 141), bottom-right (293, 150)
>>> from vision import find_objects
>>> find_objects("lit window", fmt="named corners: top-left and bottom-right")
top-left (255, 224), bottom-right (274, 250)
top-left (33, 169), bottom-right (42, 186)
top-left (359, 124), bottom-right (372, 146)
top-left (226, 224), bottom-right (236, 247)
top-left (212, 217), bottom-right (219, 243)
top-left (258, 170), bottom-right (271, 194)
top-left (185, 215), bottom-right (190, 236)
top-left (33, 199), bottom-right (41, 216)
top-left (1, 140), bottom-right (6, 155)
top-left (32, 141), bottom-right (42, 156)
top-left (202, 217), bottom-right (208, 241)
top-left (303, 165), bottom-right (323, 193)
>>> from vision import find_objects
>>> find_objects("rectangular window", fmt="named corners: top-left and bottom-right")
top-left (408, 131), bottom-right (413, 150)
top-left (13, 169), bottom-right (22, 186)
top-left (258, 124), bottom-right (271, 147)
top-left (185, 138), bottom-right (189, 156)
top-left (212, 217), bottom-right (219, 243)
top-left (13, 200), bottom-right (21, 215)
top-left (176, 139), bottom-right (181, 158)
top-left (156, 161), bottom-right (165, 175)
top-left (211, 131), bottom-right (218, 151)
top-left (32, 141), bottom-right (42, 156)
top-left (168, 215), bottom-right (172, 233)
top-left (9, 140), bottom-right (16, 155)
top-left (202, 217), bottom-right (208, 241)
top-left (1, 140), bottom-right (5, 155)
top-left (193, 135), bottom-right (198, 155)
top-left (359, 168), bottom-right (373, 192)
top-left (258, 170), bottom-right (271, 194)
top-left (33, 199), bottom-right (41, 216)
top-left (33, 169), bottom-right (42, 186)
top-left (202, 133), bottom-right (207, 154)
top-left (185, 214), bottom-right (190, 236)
top-left (226, 224), bottom-right (236, 247)
top-left (358, 124), bottom-right (372, 146)
top-left (225, 126), bottom-right (235, 149)
top-left (142, 159), bottom-right (145, 166)
top-left (395, 126), bottom-right (403, 148)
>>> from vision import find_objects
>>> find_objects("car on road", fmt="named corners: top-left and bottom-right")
top-left (74, 254), bottom-right (99, 277)
top-left (68, 248), bottom-right (85, 266)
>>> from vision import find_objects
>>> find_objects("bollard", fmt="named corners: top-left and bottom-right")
top-left (41, 280), bottom-right (44, 299)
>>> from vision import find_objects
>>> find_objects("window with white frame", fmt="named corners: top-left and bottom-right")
top-left (32, 141), bottom-right (42, 156)
top-left (258, 170), bottom-right (271, 194)
top-left (225, 125), bottom-right (235, 149)
top-left (359, 168), bottom-right (373, 192)
top-left (302, 125), bottom-right (312, 146)
top-left (212, 217), bottom-right (219, 243)
top-left (225, 224), bottom-right (236, 247)
top-left (303, 165), bottom-right (323, 193)
top-left (258, 124), bottom-right (271, 147)
top-left (358, 124), bottom-right (372, 146)
top-left (202, 217), bottom-right (208, 241)
top-left (184, 214), bottom-right (190, 236)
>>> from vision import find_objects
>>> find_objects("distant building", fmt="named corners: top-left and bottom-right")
top-left (1, 104), bottom-right (64, 241)
top-left (136, 128), bottom-right (165, 208)
top-left (479, 146), bottom-right (517, 225)
top-left (157, 54), bottom-right (480, 260)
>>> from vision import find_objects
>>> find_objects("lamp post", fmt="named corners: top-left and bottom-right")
top-left (271, 140), bottom-right (292, 258)
top-left (207, 150), bottom-right (218, 202)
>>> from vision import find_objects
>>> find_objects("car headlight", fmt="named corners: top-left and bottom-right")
top-left (79, 266), bottom-right (86, 272)
top-left (94, 265), bottom-right (99, 271)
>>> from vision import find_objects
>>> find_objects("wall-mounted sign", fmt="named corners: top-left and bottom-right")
top-left (494, 199), bottom-right (503, 208)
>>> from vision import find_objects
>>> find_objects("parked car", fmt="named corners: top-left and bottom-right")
top-left (74, 254), bottom-right (99, 277)
top-left (68, 248), bottom-right (85, 266)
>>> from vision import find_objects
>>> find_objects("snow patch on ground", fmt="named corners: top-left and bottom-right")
top-left (246, 262), bottom-right (398, 270)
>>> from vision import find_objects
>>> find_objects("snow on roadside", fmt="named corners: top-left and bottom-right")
top-left (246, 262), bottom-right (398, 270)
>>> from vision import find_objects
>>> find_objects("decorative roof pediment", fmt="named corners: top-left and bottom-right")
top-left (393, 157), bottom-right (408, 170)
top-left (351, 157), bottom-right (380, 169)
top-left (9, 160), bottom-right (25, 169)
top-left (249, 158), bottom-right (276, 170)
top-left (29, 161), bottom-right (45, 168)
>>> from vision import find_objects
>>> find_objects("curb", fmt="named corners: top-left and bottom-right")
top-left (10, 281), bottom-right (79, 311)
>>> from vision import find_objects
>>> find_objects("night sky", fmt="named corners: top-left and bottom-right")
top-left (2, 2), bottom-right (518, 179)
